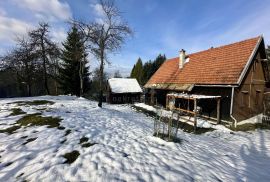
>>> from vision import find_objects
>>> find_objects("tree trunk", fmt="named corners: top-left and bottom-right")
top-left (79, 57), bottom-right (84, 97)
top-left (98, 53), bottom-right (104, 107)
top-left (41, 37), bottom-right (50, 95)
top-left (27, 83), bottom-right (31, 97)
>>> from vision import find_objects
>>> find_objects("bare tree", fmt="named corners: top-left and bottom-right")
top-left (2, 37), bottom-right (37, 96)
top-left (29, 22), bottom-right (60, 95)
top-left (113, 70), bottom-right (122, 78)
top-left (74, 0), bottom-right (132, 107)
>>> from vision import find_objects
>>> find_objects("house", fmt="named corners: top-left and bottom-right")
top-left (107, 78), bottom-right (142, 104)
top-left (144, 36), bottom-right (269, 122)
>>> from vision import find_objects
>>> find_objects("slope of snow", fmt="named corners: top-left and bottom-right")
top-left (238, 114), bottom-right (263, 125)
top-left (108, 78), bottom-right (142, 93)
top-left (0, 96), bottom-right (269, 181)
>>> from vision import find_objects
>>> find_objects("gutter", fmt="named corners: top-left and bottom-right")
top-left (195, 84), bottom-right (238, 88)
top-left (230, 87), bottom-right (237, 128)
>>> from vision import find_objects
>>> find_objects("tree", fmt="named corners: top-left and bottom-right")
top-left (113, 70), bottom-right (122, 78)
top-left (28, 22), bottom-right (60, 95)
top-left (1, 37), bottom-right (37, 96)
top-left (58, 26), bottom-right (90, 96)
top-left (75, 0), bottom-right (132, 107)
top-left (130, 58), bottom-right (143, 84)
top-left (130, 64), bottom-right (135, 78)
top-left (142, 54), bottom-right (166, 85)
top-left (89, 68), bottom-right (108, 100)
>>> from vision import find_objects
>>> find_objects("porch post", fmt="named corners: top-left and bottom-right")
top-left (217, 98), bottom-right (221, 124)
top-left (194, 99), bottom-right (197, 131)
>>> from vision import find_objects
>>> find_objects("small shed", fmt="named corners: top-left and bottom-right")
top-left (107, 78), bottom-right (142, 104)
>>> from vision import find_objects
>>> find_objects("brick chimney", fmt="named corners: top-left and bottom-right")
top-left (179, 49), bottom-right (186, 69)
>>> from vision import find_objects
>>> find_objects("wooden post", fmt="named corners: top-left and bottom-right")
top-left (217, 98), bottom-right (221, 124)
top-left (150, 89), bottom-right (154, 106)
top-left (194, 99), bottom-right (197, 132)
top-left (166, 95), bottom-right (169, 109)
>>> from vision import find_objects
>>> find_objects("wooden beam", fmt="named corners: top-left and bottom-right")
top-left (217, 98), bottom-right (221, 124)
top-left (174, 108), bottom-right (196, 114)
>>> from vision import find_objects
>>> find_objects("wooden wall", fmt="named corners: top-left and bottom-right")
top-left (233, 42), bottom-right (267, 121)
top-left (107, 92), bottom-right (141, 104)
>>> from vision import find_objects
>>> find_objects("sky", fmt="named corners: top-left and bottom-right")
top-left (0, 0), bottom-right (270, 76)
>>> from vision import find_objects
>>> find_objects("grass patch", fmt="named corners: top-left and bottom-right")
top-left (17, 113), bottom-right (62, 128)
top-left (11, 100), bottom-right (54, 106)
top-left (8, 108), bottom-right (26, 116)
top-left (63, 150), bottom-right (80, 164)
top-left (16, 173), bottom-right (24, 178)
top-left (4, 162), bottom-right (13, 167)
top-left (231, 123), bottom-right (270, 131)
top-left (1, 113), bottom-right (62, 135)
top-left (21, 136), bottom-right (28, 139)
top-left (60, 139), bottom-right (66, 144)
top-left (58, 126), bottom-right (65, 130)
top-left (65, 129), bottom-right (71, 136)
top-left (79, 137), bottom-right (89, 144)
top-left (0, 125), bottom-right (21, 134)
top-left (81, 142), bottom-right (97, 148)
top-left (22, 137), bottom-right (37, 145)
top-left (132, 105), bottom-right (214, 134)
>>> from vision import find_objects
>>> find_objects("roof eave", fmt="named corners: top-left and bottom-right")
top-left (194, 84), bottom-right (238, 87)
top-left (237, 36), bottom-right (263, 85)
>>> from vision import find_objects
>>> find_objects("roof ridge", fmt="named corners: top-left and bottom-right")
top-left (165, 36), bottom-right (261, 61)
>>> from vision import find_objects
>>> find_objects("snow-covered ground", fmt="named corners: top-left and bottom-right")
top-left (0, 96), bottom-right (270, 181)
top-left (134, 103), bottom-right (231, 132)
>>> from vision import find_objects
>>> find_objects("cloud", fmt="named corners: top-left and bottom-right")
top-left (51, 27), bottom-right (67, 44)
top-left (216, 7), bottom-right (270, 44)
top-left (0, 15), bottom-right (32, 42)
top-left (91, 3), bottom-right (105, 17)
top-left (13, 0), bottom-right (72, 21)
top-left (90, 3), bottom-right (106, 23)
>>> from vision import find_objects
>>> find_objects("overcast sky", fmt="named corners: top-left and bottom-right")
top-left (0, 0), bottom-right (270, 76)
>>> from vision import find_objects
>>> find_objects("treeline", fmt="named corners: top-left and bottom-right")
top-left (130, 54), bottom-right (166, 85)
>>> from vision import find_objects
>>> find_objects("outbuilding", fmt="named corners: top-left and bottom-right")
top-left (107, 78), bottom-right (142, 104)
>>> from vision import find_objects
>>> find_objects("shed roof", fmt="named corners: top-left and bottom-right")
top-left (167, 93), bottom-right (221, 99)
top-left (145, 36), bottom-right (262, 89)
top-left (108, 78), bottom-right (142, 94)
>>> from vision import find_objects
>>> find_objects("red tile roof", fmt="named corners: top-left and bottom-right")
top-left (145, 36), bottom-right (261, 87)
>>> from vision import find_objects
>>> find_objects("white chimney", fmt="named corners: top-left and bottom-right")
top-left (179, 49), bottom-right (186, 69)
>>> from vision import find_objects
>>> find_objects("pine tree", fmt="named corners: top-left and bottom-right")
top-left (141, 54), bottom-right (166, 85)
top-left (130, 58), bottom-right (143, 85)
top-left (130, 64), bottom-right (135, 78)
top-left (58, 26), bottom-right (90, 96)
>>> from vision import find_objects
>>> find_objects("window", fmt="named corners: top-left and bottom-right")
top-left (241, 91), bottom-right (248, 107)
top-left (255, 90), bottom-right (261, 106)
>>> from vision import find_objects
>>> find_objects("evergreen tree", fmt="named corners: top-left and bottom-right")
top-left (141, 54), bottom-right (166, 85)
top-left (130, 58), bottom-right (143, 85)
top-left (130, 64), bottom-right (135, 78)
top-left (58, 26), bottom-right (90, 96)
